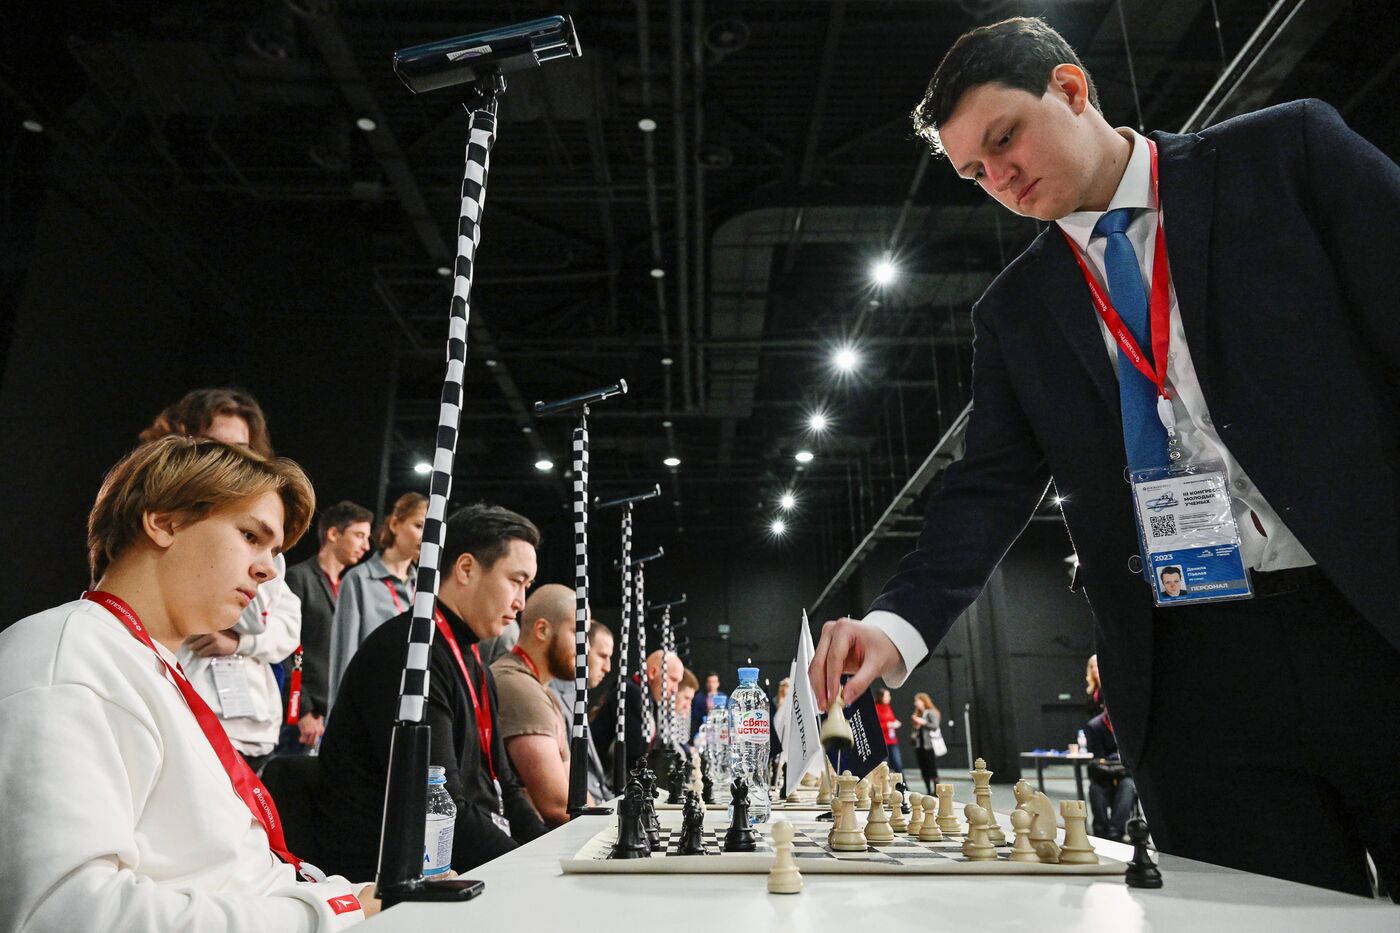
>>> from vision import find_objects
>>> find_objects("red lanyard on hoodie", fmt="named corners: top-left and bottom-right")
top-left (82, 591), bottom-right (321, 881)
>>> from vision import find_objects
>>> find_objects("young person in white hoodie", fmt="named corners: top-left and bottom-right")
top-left (0, 435), bottom-right (379, 931)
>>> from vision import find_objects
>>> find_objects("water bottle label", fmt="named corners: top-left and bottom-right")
top-left (423, 816), bottom-right (454, 877)
top-left (734, 709), bottom-right (769, 743)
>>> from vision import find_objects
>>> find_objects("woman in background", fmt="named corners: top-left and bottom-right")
top-left (911, 692), bottom-right (943, 794)
top-left (875, 687), bottom-right (904, 775)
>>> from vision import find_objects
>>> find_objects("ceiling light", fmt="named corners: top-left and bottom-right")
top-left (534, 459), bottom-right (554, 472)
top-left (770, 519), bottom-right (787, 535)
top-left (638, 117), bottom-right (658, 133)
top-left (779, 493), bottom-right (796, 511)
top-left (794, 450), bottom-right (814, 464)
top-left (650, 267), bottom-right (666, 279)
top-left (872, 259), bottom-right (896, 285)
top-left (660, 356), bottom-right (673, 367)
top-left (21, 119), bottom-right (43, 134)
top-left (808, 411), bottom-right (829, 432)
top-left (521, 426), bottom-right (533, 434)
top-left (436, 265), bottom-right (453, 277)
top-left (413, 461), bottom-right (432, 474)
top-left (662, 420), bottom-right (673, 429)
top-left (355, 117), bottom-right (377, 132)
top-left (663, 456), bottom-right (681, 468)
top-left (484, 358), bottom-right (499, 368)
top-left (1053, 496), bottom-right (1066, 506)
top-left (832, 346), bottom-right (859, 373)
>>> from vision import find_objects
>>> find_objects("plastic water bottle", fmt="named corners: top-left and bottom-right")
top-left (705, 701), bottom-right (731, 786)
top-left (1076, 729), bottom-right (1089, 755)
top-left (728, 666), bottom-right (771, 822)
top-left (423, 766), bottom-right (455, 878)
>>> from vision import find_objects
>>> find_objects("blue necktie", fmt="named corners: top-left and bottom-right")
top-left (1093, 208), bottom-right (1168, 472)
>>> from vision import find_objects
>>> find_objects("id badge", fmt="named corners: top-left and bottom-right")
top-left (209, 656), bottom-right (257, 718)
top-left (1130, 460), bottom-right (1253, 607)
top-left (490, 778), bottom-right (511, 834)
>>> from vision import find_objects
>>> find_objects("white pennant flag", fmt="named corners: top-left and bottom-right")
top-left (783, 609), bottom-right (822, 797)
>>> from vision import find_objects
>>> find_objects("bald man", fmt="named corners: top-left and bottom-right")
top-left (490, 584), bottom-right (579, 826)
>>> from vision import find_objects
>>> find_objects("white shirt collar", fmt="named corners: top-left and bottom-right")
top-left (1056, 128), bottom-right (1154, 252)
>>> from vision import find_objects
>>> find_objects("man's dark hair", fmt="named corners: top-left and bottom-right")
top-left (318, 500), bottom-right (374, 544)
top-left (1160, 567), bottom-right (1183, 580)
top-left (911, 16), bottom-right (1099, 156)
top-left (443, 502), bottom-right (541, 570)
top-left (587, 619), bottom-right (613, 646)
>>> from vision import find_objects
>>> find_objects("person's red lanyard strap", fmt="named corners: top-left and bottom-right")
top-left (81, 591), bottom-right (321, 881)
top-left (285, 645), bottom-right (303, 725)
top-left (382, 577), bottom-right (407, 613)
top-left (509, 644), bottom-right (541, 680)
top-left (324, 568), bottom-right (340, 599)
top-left (1061, 137), bottom-right (1174, 403)
top-left (433, 609), bottom-right (497, 783)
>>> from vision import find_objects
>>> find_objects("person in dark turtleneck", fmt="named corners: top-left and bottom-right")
top-left (315, 503), bottom-right (547, 879)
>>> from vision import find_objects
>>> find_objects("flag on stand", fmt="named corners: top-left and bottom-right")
top-left (783, 610), bottom-right (822, 796)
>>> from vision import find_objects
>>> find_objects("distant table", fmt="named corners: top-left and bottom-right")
top-left (1021, 751), bottom-right (1095, 799)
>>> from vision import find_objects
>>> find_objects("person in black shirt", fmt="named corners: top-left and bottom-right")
top-left (315, 503), bottom-right (548, 879)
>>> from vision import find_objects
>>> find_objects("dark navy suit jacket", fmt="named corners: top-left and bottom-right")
top-left (870, 100), bottom-right (1400, 770)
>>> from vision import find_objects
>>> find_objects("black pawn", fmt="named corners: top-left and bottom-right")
top-left (701, 769), bottom-right (715, 805)
top-left (665, 749), bottom-right (686, 804)
top-left (1123, 818), bottom-right (1163, 889)
top-left (639, 767), bottom-right (663, 851)
top-left (724, 776), bottom-right (757, 853)
top-left (611, 781), bottom-right (652, 859)
top-left (676, 790), bottom-right (708, 856)
top-left (895, 781), bottom-right (912, 816)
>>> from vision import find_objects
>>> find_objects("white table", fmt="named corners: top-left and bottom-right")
top-left (359, 809), bottom-right (1395, 932)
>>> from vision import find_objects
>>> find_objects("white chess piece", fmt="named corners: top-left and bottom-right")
top-left (907, 793), bottom-right (924, 836)
top-left (830, 774), bottom-right (866, 852)
top-left (917, 794), bottom-right (944, 842)
top-left (864, 784), bottom-right (895, 844)
top-left (816, 763), bottom-right (832, 806)
top-left (1008, 808), bottom-right (1039, 862)
top-left (768, 821), bottom-right (804, 894)
top-left (935, 783), bottom-right (961, 834)
top-left (962, 804), bottom-right (997, 860)
top-left (856, 777), bottom-right (871, 810)
top-left (970, 757), bottom-right (1007, 846)
top-left (888, 783), bottom-right (908, 833)
top-left (1058, 800), bottom-right (1099, 864)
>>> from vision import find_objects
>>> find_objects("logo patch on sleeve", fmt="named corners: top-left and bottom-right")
top-left (328, 894), bottom-right (362, 915)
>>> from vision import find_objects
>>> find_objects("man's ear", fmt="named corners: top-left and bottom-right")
top-left (142, 511), bottom-right (179, 550)
top-left (1050, 63), bottom-right (1091, 115)
top-left (452, 551), bottom-right (476, 585)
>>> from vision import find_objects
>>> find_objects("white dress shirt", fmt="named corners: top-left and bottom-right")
top-left (868, 129), bottom-right (1314, 686)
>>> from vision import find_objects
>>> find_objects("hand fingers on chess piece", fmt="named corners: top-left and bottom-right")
top-left (810, 616), bottom-right (901, 706)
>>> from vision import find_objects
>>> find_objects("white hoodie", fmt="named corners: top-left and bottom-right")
top-left (0, 598), bottom-right (365, 932)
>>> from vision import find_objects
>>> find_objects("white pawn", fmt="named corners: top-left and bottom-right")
top-left (917, 794), bottom-right (944, 842)
top-left (1058, 800), bottom-right (1099, 865)
top-left (907, 793), bottom-right (924, 836)
top-left (1008, 808), bottom-right (1039, 862)
top-left (962, 804), bottom-right (997, 860)
top-left (864, 785), bottom-right (895, 845)
top-left (856, 778), bottom-right (871, 810)
top-left (888, 783), bottom-right (908, 833)
top-left (768, 821), bottom-right (804, 894)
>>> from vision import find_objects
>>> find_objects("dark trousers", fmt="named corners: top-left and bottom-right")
top-left (914, 747), bottom-right (939, 794)
top-left (1132, 577), bottom-right (1399, 899)
top-left (1089, 775), bottom-right (1137, 840)
top-left (884, 743), bottom-right (904, 776)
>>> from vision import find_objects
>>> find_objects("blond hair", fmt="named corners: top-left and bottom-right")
top-left (378, 492), bottom-right (428, 549)
top-left (88, 436), bottom-right (315, 584)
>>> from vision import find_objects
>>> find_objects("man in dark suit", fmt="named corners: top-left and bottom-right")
top-left (277, 500), bottom-right (372, 755)
top-left (811, 16), bottom-right (1398, 898)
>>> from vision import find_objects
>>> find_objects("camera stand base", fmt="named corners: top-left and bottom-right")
top-left (378, 877), bottom-right (485, 909)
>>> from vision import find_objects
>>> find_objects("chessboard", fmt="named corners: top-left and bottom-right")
top-left (559, 818), bottom-right (1127, 876)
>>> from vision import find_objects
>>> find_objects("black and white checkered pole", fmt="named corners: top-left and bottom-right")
top-left (534, 381), bottom-right (628, 816)
top-left (375, 97), bottom-right (497, 903)
top-left (596, 487), bottom-right (661, 789)
top-left (646, 594), bottom-right (687, 750)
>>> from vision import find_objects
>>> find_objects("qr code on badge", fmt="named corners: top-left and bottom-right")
top-left (1149, 514), bottom-right (1177, 538)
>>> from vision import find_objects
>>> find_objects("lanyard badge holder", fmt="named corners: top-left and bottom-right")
top-left (1063, 137), bottom-right (1253, 609)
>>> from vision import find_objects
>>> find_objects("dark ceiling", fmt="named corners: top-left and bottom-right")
top-left (3, 0), bottom-right (1398, 594)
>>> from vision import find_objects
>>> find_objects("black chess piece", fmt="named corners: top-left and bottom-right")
top-left (1123, 818), bottom-right (1163, 889)
top-left (665, 748), bottom-right (686, 804)
top-left (676, 790), bottom-right (708, 855)
top-left (610, 780), bottom-right (652, 859)
top-left (701, 769), bottom-right (715, 805)
top-left (895, 781), bottom-right (912, 816)
top-left (723, 775), bottom-right (757, 853)
top-left (638, 766), bottom-right (662, 851)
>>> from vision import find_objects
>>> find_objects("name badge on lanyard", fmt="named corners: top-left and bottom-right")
top-left (1062, 137), bottom-right (1252, 609)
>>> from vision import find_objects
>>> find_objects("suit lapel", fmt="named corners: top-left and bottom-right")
top-left (1151, 130), bottom-right (1216, 397)
top-left (1034, 230), bottom-right (1120, 414)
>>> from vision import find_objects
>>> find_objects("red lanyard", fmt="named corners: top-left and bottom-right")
top-left (285, 645), bottom-right (303, 724)
top-left (323, 568), bottom-right (340, 599)
top-left (510, 644), bottom-right (541, 680)
top-left (82, 591), bottom-right (312, 879)
top-left (433, 609), bottom-right (497, 782)
top-left (1061, 137), bottom-right (1173, 401)
top-left (382, 577), bottom-right (407, 613)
